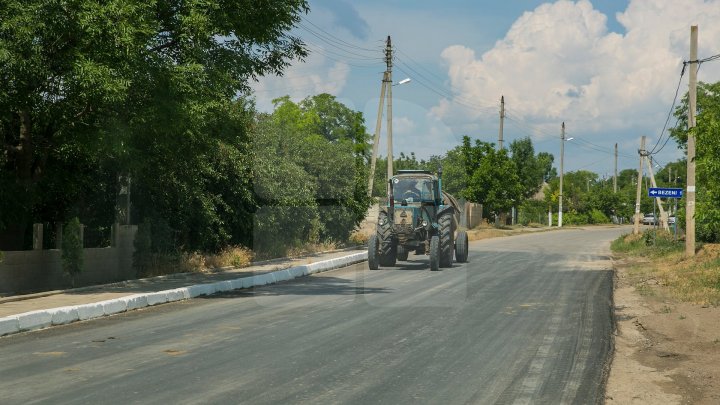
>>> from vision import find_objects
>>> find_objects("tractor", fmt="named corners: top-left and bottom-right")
top-left (368, 169), bottom-right (469, 271)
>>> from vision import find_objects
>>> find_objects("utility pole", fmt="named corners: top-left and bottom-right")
top-left (633, 136), bottom-right (646, 235)
top-left (559, 122), bottom-right (565, 228)
top-left (614, 143), bottom-right (618, 193)
top-left (646, 157), bottom-right (670, 231)
top-left (385, 36), bottom-right (394, 185)
top-left (686, 25), bottom-right (698, 257)
top-left (498, 95), bottom-right (505, 150)
top-left (367, 71), bottom-right (388, 196)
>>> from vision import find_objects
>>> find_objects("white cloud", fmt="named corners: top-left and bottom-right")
top-left (393, 116), bottom-right (416, 135)
top-left (250, 52), bottom-right (351, 112)
top-left (432, 0), bottom-right (720, 144)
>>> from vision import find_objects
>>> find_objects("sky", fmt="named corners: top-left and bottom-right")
top-left (251, 0), bottom-right (720, 178)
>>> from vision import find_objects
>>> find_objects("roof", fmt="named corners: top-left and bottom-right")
top-left (396, 170), bottom-right (433, 175)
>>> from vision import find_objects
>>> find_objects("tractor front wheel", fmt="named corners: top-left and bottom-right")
top-left (378, 212), bottom-right (396, 267)
top-left (368, 234), bottom-right (379, 270)
top-left (429, 235), bottom-right (440, 271)
top-left (396, 245), bottom-right (409, 261)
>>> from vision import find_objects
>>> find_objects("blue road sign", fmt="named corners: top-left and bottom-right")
top-left (648, 187), bottom-right (683, 198)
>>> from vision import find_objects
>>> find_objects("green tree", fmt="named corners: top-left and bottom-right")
top-left (0, 0), bottom-right (309, 250)
top-left (669, 80), bottom-right (720, 242)
top-left (509, 137), bottom-right (545, 199)
top-left (461, 137), bottom-right (523, 220)
top-left (253, 94), bottom-right (372, 253)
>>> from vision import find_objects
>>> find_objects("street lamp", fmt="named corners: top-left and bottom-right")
top-left (394, 77), bottom-right (411, 86)
top-left (558, 124), bottom-right (573, 227)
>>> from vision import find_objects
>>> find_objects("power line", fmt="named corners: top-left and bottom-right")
top-left (395, 48), bottom-right (451, 86)
top-left (301, 19), bottom-right (379, 52)
top-left (297, 22), bottom-right (381, 58)
top-left (647, 63), bottom-right (686, 155)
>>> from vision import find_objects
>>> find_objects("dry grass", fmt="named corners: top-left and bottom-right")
top-left (348, 231), bottom-right (369, 245)
top-left (612, 232), bottom-right (720, 306)
top-left (285, 241), bottom-right (338, 258)
top-left (203, 246), bottom-right (254, 269)
top-left (139, 246), bottom-right (254, 277)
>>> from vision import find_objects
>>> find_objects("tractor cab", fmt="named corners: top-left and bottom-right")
top-left (390, 171), bottom-right (438, 206)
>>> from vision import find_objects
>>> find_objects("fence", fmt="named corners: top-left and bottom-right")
top-left (0, 224), bottom-right (137, 295)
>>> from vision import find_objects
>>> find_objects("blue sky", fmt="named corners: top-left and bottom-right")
top-left (252, 0), bottom-right (720, 177)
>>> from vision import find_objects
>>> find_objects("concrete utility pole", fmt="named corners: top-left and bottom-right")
top-left (646, 157), bottom-right (670, 231)
top-left (385, 36), bottom-right (394, 185)
top-left (367, 71), bottom-right (388, 196)
top-left (633, 136), bottom-right (646, 235)
top-left (614, 143), bottom-right (618, 193)
top-left (498, 95), bottom-right (505, 150)
top-left (686, 25), bottom-right (698, 257)
top-left (559, 122), bottom-right (565, 228)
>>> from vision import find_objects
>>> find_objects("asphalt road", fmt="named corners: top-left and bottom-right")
top-left (0, 226), bottom-right (626, 404)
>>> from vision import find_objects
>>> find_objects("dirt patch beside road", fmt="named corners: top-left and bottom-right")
top-left (606, 247), bottom-right (720, 404)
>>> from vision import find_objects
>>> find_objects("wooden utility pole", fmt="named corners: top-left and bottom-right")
top-left (633, 136), bottom-right (646, 235)
top-left (559, 122), bottom-right (565, 228)
top-left (614, 143), bottom-right (618, 193)
top-left (686, 25), bottom-right (698, 256)
top-left (385, 36), bottom-right (394, 184)
top-left (646, 157), bottom-right (670, 231)
top-left (367, 71), bottom-right (388, 196)
top-left (498, 95), bottom-right (505, 150)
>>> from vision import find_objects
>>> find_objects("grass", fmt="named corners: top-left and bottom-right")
top-left (139, 246), bottom-right (255, 277)
top-left (203, 246), bottom-right (254, 269)
top-left (612, 230), bottom-right (720, 306)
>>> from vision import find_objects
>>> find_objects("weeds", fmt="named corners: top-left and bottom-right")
top-left (204, 246), bottom-right (254, 269)
top-left (612, 232), bottom-right (720, 306)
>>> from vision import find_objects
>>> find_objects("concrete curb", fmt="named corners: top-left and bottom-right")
top-left (0, 252), bottom-right (368, 337)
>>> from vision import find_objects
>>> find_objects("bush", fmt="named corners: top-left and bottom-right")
top-left (588, 209), bottom-right (610, 224)
top-left (204, 246), bottom-right (254, 269)
top-left (563, 211), bottom-right (589, 225)
top-left (61, 217), bottom-right (83, 285)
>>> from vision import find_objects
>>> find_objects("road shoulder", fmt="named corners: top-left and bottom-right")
top-left (606, 257), bottom-right (720, 404)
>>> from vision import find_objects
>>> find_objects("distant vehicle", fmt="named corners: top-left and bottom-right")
top-left (668, 216), bottom-right (676, 224)
top-left (642, 214), bottom-right (656, 225)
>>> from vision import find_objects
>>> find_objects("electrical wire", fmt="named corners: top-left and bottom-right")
top-left (297, 22), bottom-right (381, 58)
top-left (647, 63), bottom-right (686, 155)
top-left (301, 19), bottom-right (379, 52)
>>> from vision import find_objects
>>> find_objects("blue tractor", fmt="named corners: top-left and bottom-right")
top-left (368, 169), bottom-right (469, 271)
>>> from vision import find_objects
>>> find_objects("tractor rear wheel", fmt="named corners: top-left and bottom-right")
top-left (378, 211), bottom-right (396, 267)
top-left (368, 234), bottom-right (379, 270)
top-left (455, 230), bottom-right (469, 263)
top-left (396, 245), bottom-right (409, 261)
top-left (439, 212), bottom-right (454, 268)
top-left (429, 235), bottom-right (440, 271)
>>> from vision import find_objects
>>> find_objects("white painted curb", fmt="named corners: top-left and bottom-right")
top-left (0, 251), bottom-right (367, 337)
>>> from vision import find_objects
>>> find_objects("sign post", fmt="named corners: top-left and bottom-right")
top-left (648, 188), bottom-right (683, 241)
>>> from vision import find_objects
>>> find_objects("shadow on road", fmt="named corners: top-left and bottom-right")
top-left (200, 275), bottom-right (393, 299)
